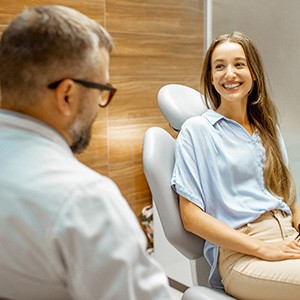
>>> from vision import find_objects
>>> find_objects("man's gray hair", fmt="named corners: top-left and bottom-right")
top-left (0, 5), bottom-right (113, 106)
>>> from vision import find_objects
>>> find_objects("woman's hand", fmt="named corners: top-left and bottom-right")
top-left (257, 239), bottom-right (300, 261)
top-left (179, 196), bottom-right (300, 261)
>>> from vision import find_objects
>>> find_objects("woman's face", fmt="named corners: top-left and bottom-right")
top-left (210, 41), bottom-right (254, 106)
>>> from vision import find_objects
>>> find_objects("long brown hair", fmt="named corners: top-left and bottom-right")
top-left (200, 31), bottom-right (296, 207)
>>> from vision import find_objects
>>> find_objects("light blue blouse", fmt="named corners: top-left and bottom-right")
top-left (171, 109), bottom-right (291, 289)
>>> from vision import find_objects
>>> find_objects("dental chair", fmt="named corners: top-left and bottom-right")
top-left (143, 84), bottom-right (235, 300)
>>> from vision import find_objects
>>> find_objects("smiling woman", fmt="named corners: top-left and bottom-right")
top-left (171, 31), bottom-right (300, 299)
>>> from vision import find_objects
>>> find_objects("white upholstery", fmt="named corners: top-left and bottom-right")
top-left (158, 84), bottom-right (207, 131)
top-left (143, 127), bottom-right (205, 259)
top-left (143, 84), bottom-right (235, 300)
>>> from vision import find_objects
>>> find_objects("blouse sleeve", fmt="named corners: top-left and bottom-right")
top-left (171, 120), bottom-right (207, 211)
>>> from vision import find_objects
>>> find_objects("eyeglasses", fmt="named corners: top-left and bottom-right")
top-left (48, 79), bottom-right (117, 107)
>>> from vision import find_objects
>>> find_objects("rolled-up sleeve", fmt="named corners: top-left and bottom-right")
top-left (171, 121), bottom-right (206, 211)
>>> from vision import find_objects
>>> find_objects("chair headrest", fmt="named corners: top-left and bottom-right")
top-left (158, 84), bottom-right (208, 131)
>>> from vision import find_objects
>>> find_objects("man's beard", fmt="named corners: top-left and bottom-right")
top-left (70, 123), bottom-right (92, 154)
top-left (69, 104), bottom-right (97, 154)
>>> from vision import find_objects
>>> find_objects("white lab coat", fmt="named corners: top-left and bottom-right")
top-left (0, 109), bottom-right (173, 300)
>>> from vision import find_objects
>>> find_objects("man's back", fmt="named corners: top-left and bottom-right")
top-left (0, 110), bottom-right (172, 299)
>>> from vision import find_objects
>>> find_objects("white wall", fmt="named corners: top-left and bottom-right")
top-left (208, 0), bottom-right (300, 199)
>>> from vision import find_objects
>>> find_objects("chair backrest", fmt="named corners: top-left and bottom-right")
top-left (158, 84), bottom-right (207, 131)
top-left (143, 127), bottom-right (205, 259)
top-left (143, 84), bottom-right (208, 260)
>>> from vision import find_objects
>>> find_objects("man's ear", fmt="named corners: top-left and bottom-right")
top-left (53, 79), bottom-right (77, 116)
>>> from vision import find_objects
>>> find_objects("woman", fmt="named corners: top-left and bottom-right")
top-left (171, 32), bottom-right (300, 299)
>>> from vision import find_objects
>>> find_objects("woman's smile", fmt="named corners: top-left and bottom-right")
top-left (222, 81), bottom-right (242, 90)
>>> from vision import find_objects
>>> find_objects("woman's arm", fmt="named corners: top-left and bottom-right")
top-left (180, 196), bottom-right (300, 261)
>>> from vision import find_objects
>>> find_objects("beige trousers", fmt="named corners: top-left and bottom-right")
top-left (218, 210), bottom-right (300, 300)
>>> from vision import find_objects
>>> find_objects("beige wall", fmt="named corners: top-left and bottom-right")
top-left (0, 0), bottom-right (204, 219)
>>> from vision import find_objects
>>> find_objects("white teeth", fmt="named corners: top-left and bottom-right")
top-left (224, 83), bottom-right (241, 89)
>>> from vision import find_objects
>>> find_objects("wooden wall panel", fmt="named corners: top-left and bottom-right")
top-left (106, 0), bottom-right (204, 218)
top-left (108, 77), bottom-right (201, 121)
top-left (0, 1), bottom-right (105, 24)
top-left (106, 0), bottom-right (203, 36)
top-left (109, 33), bottom-right (203, 78)
top-left (0, 0), bottom-right (205, 223)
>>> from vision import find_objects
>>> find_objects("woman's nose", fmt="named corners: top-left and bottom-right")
top-left (225, 65), bottom-right (236, 79)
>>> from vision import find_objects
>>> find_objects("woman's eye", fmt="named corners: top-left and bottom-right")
top-left (215, 64), bottom-right (224, 70)
top-left (236, 62), bottom-right (246, 68)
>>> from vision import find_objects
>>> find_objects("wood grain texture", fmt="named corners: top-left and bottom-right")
top-left (0, 0), bottom-right (105, 33)
top-left (105, 0), bottom-right (204, 217)
top-left (76, 117), bottom-right (109, 176)
top-left (1, 0), bottom-right (205, 220)
top-left (107, 76), bottom-right (201, 121)
top-left (106, 0), bottom-right (203, 37)
top-left (109, 32), bottom-right (203, 77)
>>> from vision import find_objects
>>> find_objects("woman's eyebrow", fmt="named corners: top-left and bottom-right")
top-left (212, 58), bottom-right (225, 64)
top-left (212, 57), bottom-right (246, 64)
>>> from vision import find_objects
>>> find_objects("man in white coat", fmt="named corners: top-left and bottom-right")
top-left (0, 5), bottom-right (173, 300)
